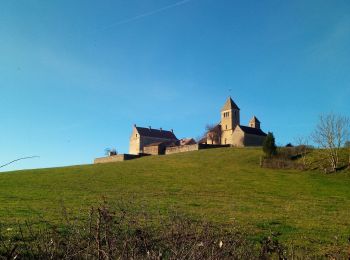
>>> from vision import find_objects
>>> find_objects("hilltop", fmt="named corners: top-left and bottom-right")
top-left (0, 147), bottom-right (350, 255)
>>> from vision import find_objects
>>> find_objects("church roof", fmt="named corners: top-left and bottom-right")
top-left (135, 127), bottom-right (178, 140)
top-left (221, 97), bottom-right (240, 111)
top-left (239, 125), bottom-right (267, 136)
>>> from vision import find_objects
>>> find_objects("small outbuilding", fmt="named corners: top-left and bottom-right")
top-left (143, 141), bottom-right (178, 155)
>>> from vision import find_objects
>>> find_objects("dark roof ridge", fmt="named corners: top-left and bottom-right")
top-left (221, 97), bottom-right (240, 111)
top-left (238, 125), bottom-right (267, 136)
top-left (135, 126), bottom-right (178, 140)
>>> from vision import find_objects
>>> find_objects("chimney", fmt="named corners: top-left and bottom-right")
top-left (149, 126), bottom-right (152, 130)
top-left (160, 127), bottom-right (162, 131)
top-left (133, 124), bottom-right (136, 127)
top-left (171, 129), bottom-right (174, 133)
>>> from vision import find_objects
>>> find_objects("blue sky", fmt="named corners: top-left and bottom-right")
top-left (1, 0), bottom-right (350, 172)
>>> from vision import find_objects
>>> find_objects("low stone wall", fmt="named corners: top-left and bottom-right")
top-left (94, 144), bottom-right (230, 163)
top-left (165, 144), bottom-right (230, 155)
top-left (198, 144), bottom-right (230, 149)
top-left (165, 144), bottom-right (199, 155)
top-left (94, 154), bottom-right (140, 164)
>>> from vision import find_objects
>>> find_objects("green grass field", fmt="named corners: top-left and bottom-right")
top-left (1, 147), bottom-right (349, 255)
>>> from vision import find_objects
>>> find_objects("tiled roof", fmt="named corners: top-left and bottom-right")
top-left (221, 97), bottom-right (240, 111)
top-left (136, 127), bottom-right (178, 140)
top-left (239, 125), bottom-right (267, 136)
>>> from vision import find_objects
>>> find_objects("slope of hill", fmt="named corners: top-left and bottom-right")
top-left (0, 147), bottom-right (349, 254)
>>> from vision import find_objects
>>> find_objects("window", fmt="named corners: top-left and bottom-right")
top-left (136, 134), bottom-right (138, 137)
top-left (225, 125), bottom-right (227, 130)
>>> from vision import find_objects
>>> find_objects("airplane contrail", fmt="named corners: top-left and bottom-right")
top-left (100, 0), bottom-right (193, 31)
top-left (0, 156), bottom-right (40, 169)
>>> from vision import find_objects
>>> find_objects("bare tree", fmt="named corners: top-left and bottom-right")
top-left (205, 124), bottom-right (221, 144)
top-left (312, 113), bottom-right (349, 172)
top-left (195, 135), bottom-right (205, 144)
top-left (348, 146), bottom-right (350, 169)
top-left (346, 141), bottom-right (350, 168)
top-left (294, 136), bottom-right (311, 168)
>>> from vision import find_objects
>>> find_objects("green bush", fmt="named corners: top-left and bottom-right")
top-left (263, 132), bottom-right (277, 157)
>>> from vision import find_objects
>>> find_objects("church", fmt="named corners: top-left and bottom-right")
top-left (129, 97), bottom-right (267, 155)
top-left (204, 97), bottom-right (267, 147)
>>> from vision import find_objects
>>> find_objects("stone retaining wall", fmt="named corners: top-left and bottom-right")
top-left (94, 154), bottom-right (140, 164)
top-left (165, 144), bottom-right (199, 155)
top-left (94, 144), bottom-right (230, 164)
top-left (165, 144), bottom-right (230, 155)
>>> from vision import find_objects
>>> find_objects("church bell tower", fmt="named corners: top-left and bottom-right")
top-left (221, 96), bottom-right (240, 131)
top-left (249, 116), bottom-right (260, 129)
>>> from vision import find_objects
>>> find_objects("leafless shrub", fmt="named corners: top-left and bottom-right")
top-left (261, 144), bottom-right (313, 170)
top-left (294, 136), bottom-right (313, 168)
top-left (261, 157), bottom-right (306, 170)
top-left (312, 113), bottom-right (350, 172)
top-left (0, 202), bottom-right (282, 259)
top-left (1, 200), bottom-right (345, 259)
top-left (205, 124), bottom-right (222, 145)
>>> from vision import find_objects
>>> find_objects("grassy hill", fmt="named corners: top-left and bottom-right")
top-left (0, 147), bottom-right (349, 255)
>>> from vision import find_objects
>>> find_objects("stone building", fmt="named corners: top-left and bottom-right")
top-left (143, 141), bottom-right (178, 155)
top-left (205, 97), bottom-right (267, 146)
top-left (129, 125), bottom-right (178, 155)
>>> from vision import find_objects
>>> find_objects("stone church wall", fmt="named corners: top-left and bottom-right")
top-left (231, 128), bottom-right (245, 147)
top-left (221, 129), bottom-right (233, 145)
top-left (243, 133), bottom-right (266, 146)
